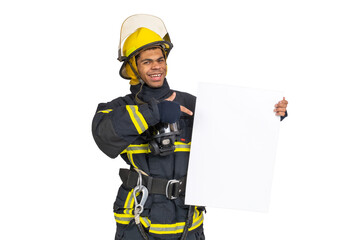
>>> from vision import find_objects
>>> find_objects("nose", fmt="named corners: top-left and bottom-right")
top-left (151, 62), bottom-right (160, 69)
top-left (151, 61), bottom-right (161, 69)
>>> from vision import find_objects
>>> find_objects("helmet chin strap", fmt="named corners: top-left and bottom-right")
top-left (135, 81), bottom-right (146, 104)
top-left (127, 60), bottom-right (147, 104)
top-left (128, 59), bottom-right (142, 81)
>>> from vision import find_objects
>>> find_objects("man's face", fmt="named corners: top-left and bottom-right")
top-left (136, 48), bottom-right (167, 88)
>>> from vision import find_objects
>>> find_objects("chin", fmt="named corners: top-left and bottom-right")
top-left (150, 84), bottom-right (163, 88)
top-left (147, 80), bottom-right (164, 88)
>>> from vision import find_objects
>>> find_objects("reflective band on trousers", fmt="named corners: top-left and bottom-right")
top-left (114, 213), bottom-right (134, 224)
top-left (148, 213), bottom-right (204, 234)
top-left (123, 189), bottom-right (135, 214)
top-left (126, 105), bottom-right (148, 134)
top-left (114, 208), bottom-right (203, 235)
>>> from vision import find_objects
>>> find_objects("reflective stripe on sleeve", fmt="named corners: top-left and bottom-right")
top-left (174, 142), bottom-right (191, 152)
top-left (120, 144), bottom-right (150, 169)
top-left (97, 109), bottom-right (113, 114)
top-left (121, 142), bottom-right (190, 157)
top-left (120, 144), bottom-right (150, 155)
top-left (126, 105), bottom-right (148, 134)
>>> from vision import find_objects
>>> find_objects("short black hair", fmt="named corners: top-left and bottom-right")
top-left (135, 46), bottom-right (166, 63)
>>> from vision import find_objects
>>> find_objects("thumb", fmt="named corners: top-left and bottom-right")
top-left (165, 92), bottom-right (176, 101)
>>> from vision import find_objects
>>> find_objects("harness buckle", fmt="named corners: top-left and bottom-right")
top-left (166, 179), bottom-right (180, 200)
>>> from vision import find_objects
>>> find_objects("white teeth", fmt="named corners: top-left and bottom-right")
top-left (150, 74), bottom-right (161, 77)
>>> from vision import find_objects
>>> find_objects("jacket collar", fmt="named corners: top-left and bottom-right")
top-left (130, 79), bottom-right (173, 103)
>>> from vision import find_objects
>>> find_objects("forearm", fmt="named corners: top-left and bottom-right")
top-left (92, 100), bottom-right (160, 158)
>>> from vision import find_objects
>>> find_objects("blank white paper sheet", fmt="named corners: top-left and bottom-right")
top-left (185, 82), bottom-right (283, 212)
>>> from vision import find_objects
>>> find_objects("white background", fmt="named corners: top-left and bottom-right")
top-left (0, 0), bottom-right (359, 239)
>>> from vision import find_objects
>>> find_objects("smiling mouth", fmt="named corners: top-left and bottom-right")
top-left (148, 73), bottom-right (163, 81)
top-left (150, 74), bottom-right (162, 77)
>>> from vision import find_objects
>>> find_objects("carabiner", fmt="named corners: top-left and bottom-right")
top-left (133, 185), bottom-right (149, 214)
top-left (133, 170), bottom-right (149, 215)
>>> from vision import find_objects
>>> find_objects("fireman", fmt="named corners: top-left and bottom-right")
top-left (92, 14), bottom-right (288, 240)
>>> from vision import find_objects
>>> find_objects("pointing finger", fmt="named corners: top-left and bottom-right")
top-left (165, 92), bottom-right (192, 115)
top-left (180, 105), bottom-right (193, 116)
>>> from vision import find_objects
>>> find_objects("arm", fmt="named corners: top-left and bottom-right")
top-left (92, 99), bottom-right (160, 158)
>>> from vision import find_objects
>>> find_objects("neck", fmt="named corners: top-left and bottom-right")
top-left (130, 79), bottom-right (172, 103)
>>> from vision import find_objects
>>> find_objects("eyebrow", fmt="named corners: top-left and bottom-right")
top-left (140, 56), bottom-right (165, 63)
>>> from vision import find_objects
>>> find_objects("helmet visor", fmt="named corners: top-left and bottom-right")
top-left (118, 14), bottom-right (171, 60)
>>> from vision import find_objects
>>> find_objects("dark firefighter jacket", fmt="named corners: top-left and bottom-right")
top-left (92, 79), bottom-right (204, 238)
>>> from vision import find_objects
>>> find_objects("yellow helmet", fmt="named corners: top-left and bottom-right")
top-left (118, 14), bottom-right (173, 85)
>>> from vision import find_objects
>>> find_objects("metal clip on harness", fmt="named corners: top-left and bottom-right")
top-left (133, 169), bottom-right (149, 240)
top-left (131, 169), bottom-right (193, 240)
top-left (133, 171), bottom-right (149, 217)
